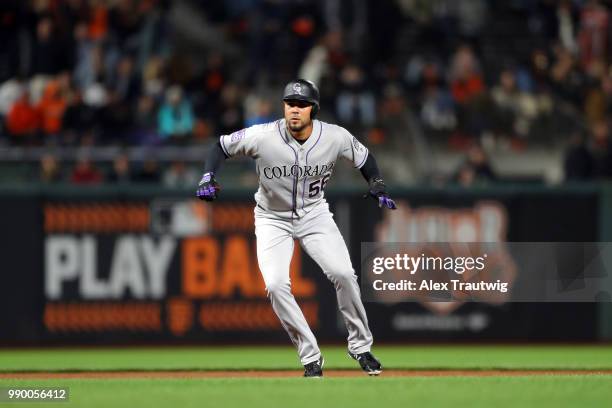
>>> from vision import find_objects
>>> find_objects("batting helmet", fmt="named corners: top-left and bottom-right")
top-left (282, 79), bottom-right (320, 118)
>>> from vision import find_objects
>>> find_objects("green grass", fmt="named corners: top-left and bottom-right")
top-left (1, 346), bottom-right (611, 408)
top-left (1, 345), bottom-right (612, 372)
top-left (0, 377), bottom-right (611, 408)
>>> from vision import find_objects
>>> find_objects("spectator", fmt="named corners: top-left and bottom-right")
top-left (6, 90), bottom-right (40, 143)
top-left (199, 52), bottom-right (227, 106)
top-left (110, 55), bottom-right (140, 102)
top-left (405, 57), bottom-right (444, 94)
top-left (453, 144), bottom-right (496, 186)
top-left (107, 153), bottom-right (132, 183)
top-left (449, 45), bottom-right (485, 105)
top-left (556, 0), bottom-right (579, 54)
top-left (29, 17), bottom-right (67, 76)
top-left (36, 79), bottom-right (68, 140)
top-left (376, 83), bottom-right (421, 183)
top-left (131, 94), bottom-right (159, 144)
top-left (162, 160), bottom-right (199, 187)
top-left (490, 69), bottom-right (539, 138)
top-left (448, 45), bottom-right (487, 140)
top-left (63, 89), bottom-right (98, 145)
top-left (379, 84), bottom-right (415, 149)
top-left (87, 0), bottom-right (110, 41)
top-left (39, 153), bottom-right (62, 183)
top-left (323, 0), bottom-right (367, 55)
top-left (108, 0), bottom-right (144, 53)
top-left (336, 63), bottom-right (376, 127)
top-left (550, 46), bottom-right (585, 107)
top-left (6, 0), bottom-right (612, 187)
top-left (135, 158), bottom-right (161, 183)
top-left (82, 80), bottom-right (109, 111)
top-left (529, 49), bottom-right (552, 91)
top-left (72, 21), bottom-right (99, 90)
top-left (454, 0), bottom-right (488, 40)
top-left (217, 83), bottom-right (244, 136)
top-left (298, 37), bottom-right (329, 86)
top-left (101, 91), bottom-right (135, 144)
top-left (421, 86), bottom-right (457, 131)
top-left (578, 0), bottom-right (609, 70)
top-left (192, 118), bottom-right (213, 144)
top-left (245, 98), bottom-right (274, 127)
top-left (141, 55), bottom-right (165, 100)
top-left (70, 155), bottom-right (104, 184)
top-left (157, 85), bottom-right (194, 143)
top-left (0, 78), bottom-right (26, 118)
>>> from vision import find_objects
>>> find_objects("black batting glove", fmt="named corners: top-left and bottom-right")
top-left (365, 177), bottom-right (397, 209)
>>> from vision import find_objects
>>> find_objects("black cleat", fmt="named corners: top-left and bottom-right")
top-left (303, 357), bottom-right (324, 378)
top-left (348, 351), bottom-right (382, 376)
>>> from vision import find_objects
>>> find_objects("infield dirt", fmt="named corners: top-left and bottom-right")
top-left (2, 370), bottom-right (611, 379)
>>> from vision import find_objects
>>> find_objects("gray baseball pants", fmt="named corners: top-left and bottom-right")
top-left (254, 202), bottom-right (373, 365)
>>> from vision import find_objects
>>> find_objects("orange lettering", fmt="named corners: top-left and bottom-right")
top-left (182, 238), bottom-right (218, 298)
top-left (219, 236), bottom-right (254, 297)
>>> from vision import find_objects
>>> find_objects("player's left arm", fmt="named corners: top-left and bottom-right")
top-left (339, 128), bottom-right (396, 210)
top-left (359, 153), bottom-right (397, 209)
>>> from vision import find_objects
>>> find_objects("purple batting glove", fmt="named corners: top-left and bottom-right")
top-left (378, 195), bottom-right (397, 209)
top-left (366, 177), bottom-right (397, 210)
top-left (196, 172), bottom-right (221, 202)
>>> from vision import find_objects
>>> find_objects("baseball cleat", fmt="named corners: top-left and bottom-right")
top-left (303, 357), bottom-right (324, 378)
top-left (348, 351), bottom-right (382, 376)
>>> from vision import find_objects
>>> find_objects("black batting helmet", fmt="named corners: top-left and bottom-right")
top-left (282, 79), bottom-right (320, 117)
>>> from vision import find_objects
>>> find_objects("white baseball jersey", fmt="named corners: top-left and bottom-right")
top-left (220, 118), bottom-right (374, 365)
top-left (219, 118), bottom-right (369, 218)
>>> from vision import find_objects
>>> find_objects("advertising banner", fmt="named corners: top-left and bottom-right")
top-left (350, 191), bottom-right (601, 341)
top-left (0, 187), bottom-right (603, 344)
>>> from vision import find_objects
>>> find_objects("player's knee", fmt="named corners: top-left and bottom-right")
top-left (328, 269), bottom-right (356, 285)
top-left (265, 279), bottom-right (290, 296)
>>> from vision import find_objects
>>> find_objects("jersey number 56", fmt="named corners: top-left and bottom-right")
top-left (308, 174), bottom-right (331, 198)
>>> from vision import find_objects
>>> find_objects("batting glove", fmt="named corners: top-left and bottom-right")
top-left (196, 172), bottom-right (221, 202)
top-left (365, 177), bottom-right (397, 210)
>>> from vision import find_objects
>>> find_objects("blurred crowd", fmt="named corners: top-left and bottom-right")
top-left (2, 0), bottom-right (612, 185)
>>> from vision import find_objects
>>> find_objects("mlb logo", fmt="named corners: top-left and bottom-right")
top-left (231, 129), bottom-right (246, 143)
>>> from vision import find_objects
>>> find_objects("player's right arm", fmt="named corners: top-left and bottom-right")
top-left (196, 127), bottom-right (260, 201)
top-left (359, 153), bottom-right (397, 209)
top-left (195, 141), bottom-right (227, 201)
top-left (337, 126), bottom-right (396, 210)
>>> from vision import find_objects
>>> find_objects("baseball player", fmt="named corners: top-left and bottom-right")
top-left (196, 79), bottom-right (396, 377)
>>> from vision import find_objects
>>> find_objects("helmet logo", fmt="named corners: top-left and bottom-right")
top-left (293, 83), bottom-right (302, 95)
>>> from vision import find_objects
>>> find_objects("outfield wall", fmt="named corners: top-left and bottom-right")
top-left (0, 184), bottom-right (610, 345)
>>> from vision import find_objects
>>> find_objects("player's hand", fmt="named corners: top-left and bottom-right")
top-left (365, 177), bottom-right (397, 210)
top-left (196, 172), bottom-right (221, 202)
